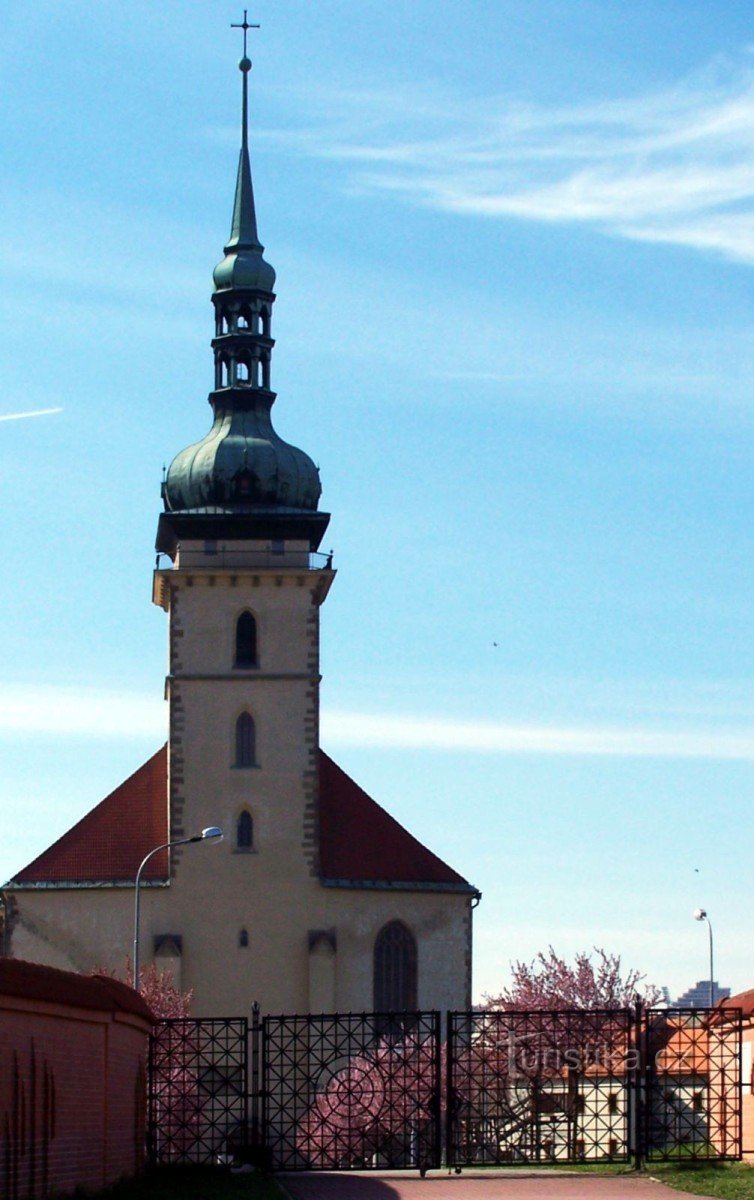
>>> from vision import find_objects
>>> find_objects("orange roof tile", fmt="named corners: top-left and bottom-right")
top-left (720, 988), bottom-right (754, 1019)
top-left (11, 746), bottom-right (169, 885)
top-left (8, 746), bottom-right (472, 893)
top-left (318, 751), bottom-right (473, 890)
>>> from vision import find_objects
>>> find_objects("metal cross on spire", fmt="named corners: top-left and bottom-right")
top-left (231, 9), bottom-right (260, 59)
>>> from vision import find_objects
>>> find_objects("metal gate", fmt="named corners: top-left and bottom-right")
top-left (262, 1011), bottom-right (442, 1172)
top-left (447, 1005), bottom-right (742, 1167)
top-left (148, 1004), bottom-right (741, 1170)
top-left (148, 1017), bottom-right (249, 1164)
top-left (643, 1006), bottom-right (742, 1162)
top-left (448, 1007), bottom-right (635, 1165)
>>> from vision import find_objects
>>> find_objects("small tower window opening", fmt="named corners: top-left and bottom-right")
top-left (235, 712), bottom-right (256, 767)
top-left (235, 611), bottom-right (257, 667)
top-left (260, 306), bottom-right (269, 337)
top-left (373, 920), bottom-right (417, 1012)
top-left (237, 809), bottom-right (254, 850)
top-left (239, 928), bottom-right (249, 948)
top-left (220, 355), bottom-right (230, 388)
top-left (261, 356), bottom-right (270, 389)
top-left (237, 354), bottom-right (251, 385)
top-left (238, 305), bottom-right (253, 330)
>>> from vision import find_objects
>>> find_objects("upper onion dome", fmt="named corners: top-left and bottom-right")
top-left (158, 49), bottom-right (326, 539)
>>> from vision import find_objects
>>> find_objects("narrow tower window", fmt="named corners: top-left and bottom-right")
top-left (238, 305), bottom-right (252, 330)
top-left (373, 921), bottom-right (417, 1012)
top-left (239, 928), bottom-right (249, 948)
top-left (237, 809), bottom-right (254, 850)
top-left (235, 612), bottom-right (257, 667)
top-left (235, 712), bottom-right (256, 767)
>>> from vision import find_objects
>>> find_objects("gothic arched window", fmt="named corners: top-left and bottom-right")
top-left (237, 809), bottom-right (254, 850)
top-left (373, 921), bottom-right (417, 1012)
top-left (235, 712), bottom-right (256, 768)
top-left (235, 612), bottom-right (257, 667)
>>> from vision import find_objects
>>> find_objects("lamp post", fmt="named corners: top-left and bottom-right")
top-left (693, 908), bottom-right (714, 1008)
top-left (133, 827), bottom-right (223, 993)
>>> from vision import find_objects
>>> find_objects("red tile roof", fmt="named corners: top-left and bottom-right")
top-left (318, 751), bottom-right (472, 889)
top-left (720, 988), bottom-right (754, 1019)
top-left (0, 958), bottom-right (154, 1022)
top-left (9, 746), bottom-right (472, 893)
top-left (11, 746), bottom-right (169, 885)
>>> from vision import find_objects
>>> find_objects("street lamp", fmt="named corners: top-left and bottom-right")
top-left (133, 827), bottom-right (223, 993)
top-left (693, 908), bottom-right (714, 1008)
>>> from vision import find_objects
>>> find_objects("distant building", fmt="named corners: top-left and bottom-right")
top-left (675, 980), bottom-right (730, 1008)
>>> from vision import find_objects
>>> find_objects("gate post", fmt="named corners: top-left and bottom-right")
top-left (445, 1012), bottom-right (455, 1170)
top-left (146, 1024), bottom-right (157, 1164)
top-left (431, 1010), bottom-right (442, 1173)
top-left (250, 1001), bottom-right (261, 1156)
top-left (632, 997), bottom-right (646, 1172)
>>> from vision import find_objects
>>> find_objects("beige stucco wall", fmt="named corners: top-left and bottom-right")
top-left (12, 879), bottom-right (471, 1016)
top-left (10, 540), bottom-right (473, 1017)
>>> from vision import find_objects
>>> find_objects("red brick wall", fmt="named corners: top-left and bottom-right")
top-left (0, 961), bottom-right (153, 1200)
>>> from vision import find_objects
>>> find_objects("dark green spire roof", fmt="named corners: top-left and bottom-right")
top-left (156, 43), bottom-right (328, 556)
top-left (213, 56), bottom-right (276, 293)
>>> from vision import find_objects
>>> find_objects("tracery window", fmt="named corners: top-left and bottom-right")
top-left (373, 920), bottom-right (417, 1012)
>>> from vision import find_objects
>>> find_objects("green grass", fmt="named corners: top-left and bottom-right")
top-left (73, 1165), bottom-right (285, 1200)
top-left (647, 1161), bottom-right (754, 1199)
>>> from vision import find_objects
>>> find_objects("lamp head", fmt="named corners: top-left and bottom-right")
top-left (693, 908), bottom-right (707, 921)
top-left (200, 826), bottom-right (224, 842)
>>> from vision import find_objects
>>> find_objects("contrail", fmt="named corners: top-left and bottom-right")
top-left (0, 407), bottom-right (63, 423)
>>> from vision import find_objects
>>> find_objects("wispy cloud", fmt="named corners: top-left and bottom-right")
top-left (0, 685), bottom-right (164, 739)
top-left (3, 683), bottom-right (754, 761)
top-left (0, 407), bottom-right (63, 423)
top-left (257, 53), bottom-right (754, 264)
top-left (322, 710), bottom-right (754, 761)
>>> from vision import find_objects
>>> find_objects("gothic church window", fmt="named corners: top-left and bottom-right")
top-left (373, 920), bottom-right (417, 1011)
top-left (236, 809), bottom-right (254, 850)
top-left (235, 611), bottom-right (257, 667)
top-left (235, 712), bottom-right (256, 767)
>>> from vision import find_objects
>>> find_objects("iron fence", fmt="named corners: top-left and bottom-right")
top-left (147, 1003), bottom-right (742, 1172)
top-left (262, 1011), bottom-right (442, 1172)
top-left (148, 1017), bottom-right (248, 1165)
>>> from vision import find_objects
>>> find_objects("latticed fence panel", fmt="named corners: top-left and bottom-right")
top-left (447, 1009), bottom-right (634, 1166)
top-left (146, 1006), bottom-right (742, 1171)
top-left (262, 1011), bottom-right (442, 1171)
top-left (644, 1007), bottom-right (741, 1161)
top-left (148, 1018), bottom-right (248, 1164)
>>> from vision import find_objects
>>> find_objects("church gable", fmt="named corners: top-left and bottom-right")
top-left (10, 746), bottom-right (469, 893)
top-left (318, 752), bottom-right (472, 891)
top-left (11, 746), bottom-right (169, 886)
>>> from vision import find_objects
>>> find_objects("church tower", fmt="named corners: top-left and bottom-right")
top-left (152, 44), bottom-right (335, 1011)
top-left (7, 31), bottom-right (477, 1017)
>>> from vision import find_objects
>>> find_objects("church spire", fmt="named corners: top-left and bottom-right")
top-left (156, 20), bottom-right (329, 558)
top-left (213, 16), bottom-right (275, 292)
top-left (226, 15), bottom-right (261, 251)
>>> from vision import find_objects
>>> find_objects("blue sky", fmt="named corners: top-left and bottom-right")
top-left (2, 0), bottom-right (754, 1002)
